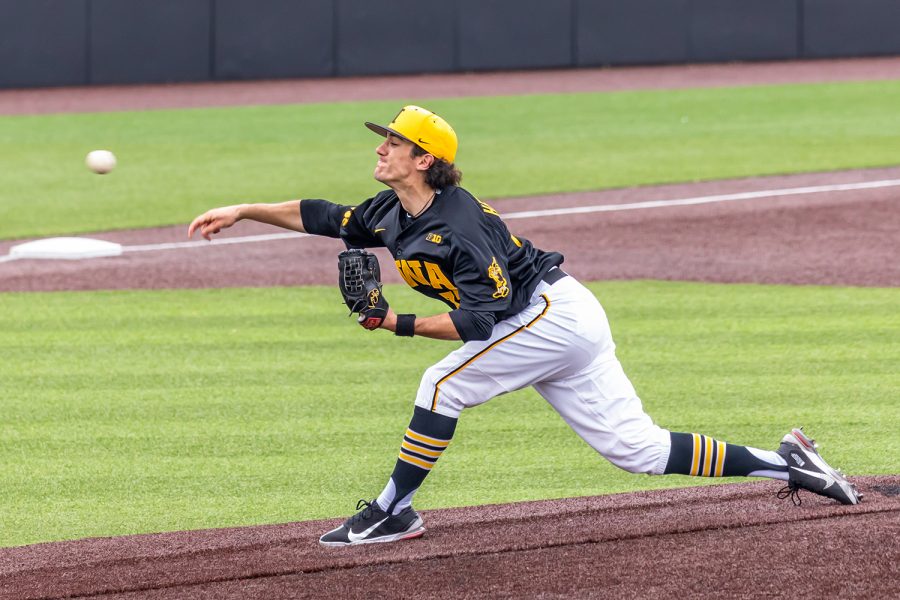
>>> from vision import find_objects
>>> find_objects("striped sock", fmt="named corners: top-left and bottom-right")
top-left (664, 432), bottom-right (787, 479)
top-left (376, 406), bottom-right (457, 515)
top-left (398, 426), bottom-right (451, 470)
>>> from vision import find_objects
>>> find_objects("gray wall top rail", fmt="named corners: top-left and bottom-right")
top-left (1, 0), bottom-right (899, 89)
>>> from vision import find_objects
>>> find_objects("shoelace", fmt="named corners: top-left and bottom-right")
top-left (777, 483), bottom-right (802, 506)
top-left (347, 499), bottom-right (377, 526)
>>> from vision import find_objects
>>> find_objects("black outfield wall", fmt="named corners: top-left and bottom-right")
top-left (1, 0), bottom-right (899, 88)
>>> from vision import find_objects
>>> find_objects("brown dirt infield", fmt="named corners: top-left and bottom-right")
top-left (1, 59), bottom-right (898, 599)
top-left (1, 477), bottom-right (898, 599)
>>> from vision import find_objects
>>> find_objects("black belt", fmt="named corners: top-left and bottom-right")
top-left (541, 268), bottom-right (568, 285)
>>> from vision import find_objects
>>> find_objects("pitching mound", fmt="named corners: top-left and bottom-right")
top-left (2, 476), bottom-right (897, 599)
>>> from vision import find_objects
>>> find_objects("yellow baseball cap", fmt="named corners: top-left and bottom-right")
top-left (365, 105), bottom-right (458, 163)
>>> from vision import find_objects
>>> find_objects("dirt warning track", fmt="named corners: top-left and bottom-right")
top-left (1, 477), bottom-right (897, 599)
top-left (3, 56), bottom-right (900, 116)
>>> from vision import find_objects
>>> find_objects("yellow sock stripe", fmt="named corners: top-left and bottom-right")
top-left (405, 428), bottom-right (450, 448)
top-left (398, 453), bottom-right (434, 470)
top-left (431, 295), bottom-right (551, 411)
top-left (702, 436), bottom-right (715, 477)
top-left (401, 439), bottom-right (443, 459)
top-left (715, 440), bottom-right (727, 477)
top-left (690, 433), bottom-right (702, 476)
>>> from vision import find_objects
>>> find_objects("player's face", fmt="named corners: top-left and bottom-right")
top-left (374, 134), bottom-right (420, 185)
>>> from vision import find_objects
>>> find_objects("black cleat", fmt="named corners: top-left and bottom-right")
top-left (319, 499), bottom-right (425, 547)
top-left (777, 428), bottom-right (861, 505)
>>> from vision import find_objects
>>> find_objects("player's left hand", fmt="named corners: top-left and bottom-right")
top-left (375, 309), bottom-right (398, 332)
top-left (338, 249), bottom-right (389, 330)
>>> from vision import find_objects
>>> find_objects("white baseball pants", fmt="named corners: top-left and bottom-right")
top-left (415, 273), bottom-right (672, 475)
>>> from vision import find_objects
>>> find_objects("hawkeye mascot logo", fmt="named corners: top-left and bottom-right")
top-left (488, 257), bottom-right (509, 299)
top-left (368, 288), bottom-right (380, 308)
top-left (395, 259), bottom-right (460, 308)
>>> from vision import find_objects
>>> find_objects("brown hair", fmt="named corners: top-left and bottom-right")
top-left (411, 145), bottom-right (462, 189)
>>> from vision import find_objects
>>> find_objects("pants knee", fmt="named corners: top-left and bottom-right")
top-left (600, 426), bottom-right (671, 475)
top-left (415, 365), bottom-right (464, 418)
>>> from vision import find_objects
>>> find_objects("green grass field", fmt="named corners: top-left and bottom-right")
top-left (1, 80), bottom-right (900, 239)
top-left (1, 282), bottom-right (897, 547)
top-left (2, 79), bottom-right (898, 549)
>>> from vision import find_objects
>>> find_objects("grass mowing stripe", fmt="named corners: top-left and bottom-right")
top-left (1, 281), bottom-right (897, 547)
top-left (2, 80), bottom-right (900, 239)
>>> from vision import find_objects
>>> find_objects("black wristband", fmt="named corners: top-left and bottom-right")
top-left (395, 313), bottom-right (416, 337)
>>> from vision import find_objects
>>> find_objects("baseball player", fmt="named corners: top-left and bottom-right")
top-left (188, 105), bottom-right (860, 547)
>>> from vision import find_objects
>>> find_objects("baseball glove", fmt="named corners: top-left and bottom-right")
top-left (338, 249), bottom-right (389, 330)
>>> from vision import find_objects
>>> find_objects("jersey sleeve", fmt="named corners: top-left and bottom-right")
top-left (448, 308), bottom-right (497, 342)
top-left (299, 199), bottom-right (346, 238)
top-left (299, 197), bottom-right (384, 248)
top-left (340, 197), bottom-right (386, 248)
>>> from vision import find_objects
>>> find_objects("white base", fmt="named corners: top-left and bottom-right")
top-left (9, 237), bottom-right (123, 260)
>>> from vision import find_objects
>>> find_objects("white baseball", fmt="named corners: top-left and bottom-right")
top-left (86, 150), bottom-right (117, 174)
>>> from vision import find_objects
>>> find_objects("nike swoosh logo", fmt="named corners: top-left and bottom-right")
top-left (417, 138), bottom-right (429, 145)
top-left (791, 466), bottom-right (835, 489)
top-left (347, 516), bottom-right (389, 543)
top-left (374, 228), bottom-right (386, 233)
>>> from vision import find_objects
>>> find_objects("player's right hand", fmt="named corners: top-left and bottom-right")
top-left (188, 205), bottom-right (242, 240)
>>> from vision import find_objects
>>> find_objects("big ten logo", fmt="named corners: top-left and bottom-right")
top-left (395, 259), bottom-right (460, 307)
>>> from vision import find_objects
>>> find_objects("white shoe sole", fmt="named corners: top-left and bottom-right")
top-left (319, 518), bottom-right (426, 547)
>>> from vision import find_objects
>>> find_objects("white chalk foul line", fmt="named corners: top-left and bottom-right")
top-left (122, 231), bottom-right (310, 253)
top-left (501, 178), bottom-right (900, 220)
top-left (2, 178), bottom-right (898, 259)
top-left (118, 178), bottom-right (900, 252)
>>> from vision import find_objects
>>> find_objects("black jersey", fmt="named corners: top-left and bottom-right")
top-left (301, 186), bottom-right (564, 340)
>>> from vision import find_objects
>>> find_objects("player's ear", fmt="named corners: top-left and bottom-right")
top-left (416, 153), bottom-right (435, 171)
